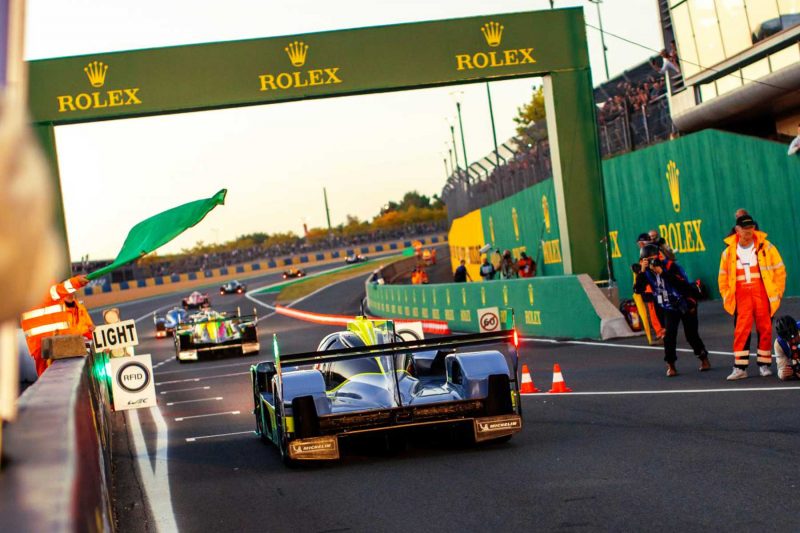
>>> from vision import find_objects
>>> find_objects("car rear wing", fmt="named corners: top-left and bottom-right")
top-left (278, 329), bottom-right (519, 367)
top-left (177, 313), bottom-right (258, 328)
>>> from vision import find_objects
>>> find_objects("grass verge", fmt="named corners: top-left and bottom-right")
top-left (275, 257), bottom-right (400, 303)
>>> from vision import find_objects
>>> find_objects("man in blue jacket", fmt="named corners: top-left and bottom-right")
top-left (634, 244), bottom-right (710, 377)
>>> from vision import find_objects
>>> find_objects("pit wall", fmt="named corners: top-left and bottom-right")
top-left (448, 178), bottom-right (565, 280)
top-left (80, 233), bottom-right (447, 308)
top-left (603, 129), bottom-right (800, 299)
top-left (367, 274), bottom-right (632, 340)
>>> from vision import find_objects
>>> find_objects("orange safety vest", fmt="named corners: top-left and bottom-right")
top-left (718, 231), bottom-right (786, 316)
top-left (20, 276), bottom-right (89, 356)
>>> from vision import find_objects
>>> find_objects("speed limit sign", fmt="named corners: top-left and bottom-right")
top-left (478, 307), bottom-right (500, 333)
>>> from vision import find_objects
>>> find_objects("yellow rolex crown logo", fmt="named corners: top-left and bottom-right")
top-left (285, 41), bottom-right (308, 67)
top-left (481, 21), bottom-right (504, 47)
top-left (84, 61), bottom-right (108, 88)
top-left (665, 160), bottom-right (681, 213)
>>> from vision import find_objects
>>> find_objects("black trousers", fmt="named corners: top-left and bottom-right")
top-left (663, 308), bottom-right (707, 364)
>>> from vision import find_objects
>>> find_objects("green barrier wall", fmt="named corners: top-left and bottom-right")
top-left (603, 129), bottom-right (800, 299)
top-left (367, 275), bottom-right (600, 338)
top-left (479, 178), bottom-right (565, 276)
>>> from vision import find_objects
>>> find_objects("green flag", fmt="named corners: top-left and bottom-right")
top-left (87, 189), bottom-right (227, 280)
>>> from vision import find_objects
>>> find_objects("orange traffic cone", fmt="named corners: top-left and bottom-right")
top-left (519, 364), bottom-right (540, 394)
top-left (548, 363), bottom-right (572, 393)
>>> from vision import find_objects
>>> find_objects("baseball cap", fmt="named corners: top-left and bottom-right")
top-left (736, 214), bottom-right (756, 228)
top-left (636, 233), bottom-right (650, 243)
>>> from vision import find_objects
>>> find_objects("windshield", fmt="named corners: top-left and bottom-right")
top-left (327, 355), bottom-right (395, 391)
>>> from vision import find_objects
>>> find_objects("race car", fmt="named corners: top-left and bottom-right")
top-left (174, 308), bottom-right (260, 363)
top-left (282, 268), bottom-right (306, 279)
top-left (345, 254), bottom-right (367, 264)
top-left (220, 280), bottom-right (247, 295)
top-left (420, 248), bottom-right (437, 266)
top-left (182, 290), bottom-right (210, 310)
top-left (153, 307), bottom-right (188, 338)
top-left (251, 317), bottom-right (522, 465)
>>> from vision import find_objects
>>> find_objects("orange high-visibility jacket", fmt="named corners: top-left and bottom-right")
top-left (718, 231), bottom-right (786, 316)
top-left (20, 276), bottom-right (89, 355)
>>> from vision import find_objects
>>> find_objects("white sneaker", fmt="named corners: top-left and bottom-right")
top-left (727, 367), bottom-right (748, 381)
top-left (759, 365), bottom-right (773, 377)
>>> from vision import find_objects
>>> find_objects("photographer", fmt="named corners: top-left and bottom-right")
top-left (648, 229), bottom-right (676, 261)
top-left (634, 244), bottom-right (710, 377)
top-left (775, 316), bottom-right (800, 380)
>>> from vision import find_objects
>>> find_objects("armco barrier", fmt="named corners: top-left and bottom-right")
top-left (0, 352), bottom-right (113, 532)
top-left (366, 275), bottom-right (634, 340)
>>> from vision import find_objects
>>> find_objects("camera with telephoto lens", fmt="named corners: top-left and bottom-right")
top-left (649, 258), bottom-right (663, 269)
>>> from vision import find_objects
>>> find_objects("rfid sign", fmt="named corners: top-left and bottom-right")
top-left (109, 354), bottom-right (156, 411)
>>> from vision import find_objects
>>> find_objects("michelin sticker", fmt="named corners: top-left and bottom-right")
top-left (109, 354), bottom-right (156, 411)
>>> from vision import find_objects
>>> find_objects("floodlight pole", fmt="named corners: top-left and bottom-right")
top-left (449, 124), bottom-right (460, 171)
top-left (448, 147), bottom-right (455, 174)
top-left (456, 101), bottom-right (469, 174)
top-left (588, 0), bottom-right (610, 81)
top-left (486, 83), bottom-right (501, 170)
top-left (323, 187), bottom-right (332, 232)
top-left (443, 157), bottom-right (450, 179)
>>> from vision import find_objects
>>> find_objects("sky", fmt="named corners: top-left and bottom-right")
top-left (24, 0), bottom-right (662, 261)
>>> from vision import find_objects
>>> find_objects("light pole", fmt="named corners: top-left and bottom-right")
top-left (454, 96), bottom-right (469, 174)
top-left (446, 119), bottom-right (461, 172)
top-left (485, 82), bottom-right (501, 171)
top-left (447, 146), bottom-right (455, 174)
top-left (588, 0), bottom-right (610, 81)
top-left (443, 157), bottom-right (450, 180)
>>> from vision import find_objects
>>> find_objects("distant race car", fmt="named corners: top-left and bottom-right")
top-left (282, 268), bottom-right (306, 279)
top-left (251, 317), bottom-right (522, 465)
top-left (174, 308), bottom-right (260, 363)
top-left (182, 290), bottom-right (210, 310)
top-left (220, 280), bottom-right (247, 295)
top-left (153, 307), bottom-right (188, 338)
top-left (421, 248), bottom-right (437, 266)
top-left (345, 254), bottom-right (367, 264)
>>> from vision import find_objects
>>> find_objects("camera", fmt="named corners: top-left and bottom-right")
top-left (649, 258), bottom-right (663, 269)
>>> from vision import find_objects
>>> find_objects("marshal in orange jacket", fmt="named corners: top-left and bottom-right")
top-left (20, 275), bottom-right (91, 375)
top-left (718, 231), bottom-right (786, 317)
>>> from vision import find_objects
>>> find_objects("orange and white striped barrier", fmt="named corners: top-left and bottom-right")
top-left (273, 305), bottom-right (451, 335)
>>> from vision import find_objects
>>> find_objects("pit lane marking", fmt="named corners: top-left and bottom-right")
top-left (523, 337), bottom-right (731, 356)
top-left (174, 410), bottom-right (240, 422)
top-left (156, 371), bottom-right (249, 386)
top-left (185, 430), bottom-right (255, 443)
top-left (156, 360), bottom-right (253, 376)
top-left (160, 386), bottom-right (211, 395)
top-left (521, 386), bottom-right (800, 396)
top-left (166, 396), bottom-right (223, 406)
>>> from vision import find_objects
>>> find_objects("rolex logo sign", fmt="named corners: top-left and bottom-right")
top-left (665, 160), bottom-right (681, 213)
top-left (481, 22), bottom-right (504, 47)
top-left (455, 21), bottom-right (535, 72)
top-left (259, 41), bottom-right (342, 92)
top-left (285, 41), bottom-right (308, 67)
top-left (56, 61), bottom-right (142, 114)
top-left (84, 61), bottom-right (108, 87)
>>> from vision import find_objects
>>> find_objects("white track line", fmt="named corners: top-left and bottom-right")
top-left (160, 386), bottom-right (211, 395)
top-left (174, 410), bottom-right (240, 422)
top-left (186, 430), bottom-right (255, 443)
top-left (522, 386), bottom-right (800, 396)
top-left (156, 360), bottom-right (252, 376)
top-left (522, 337), bottom-right (733, 356)
top-left (128, 408), bottom-right (179, 533)
top-left (156, 371), bottom-right (249, 386)
top-left (166, 397), bottom-right (223, 406)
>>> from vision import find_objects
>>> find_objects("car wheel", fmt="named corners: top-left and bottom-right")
top-left (176, 355), bottom-right (186, 364)
top-left (254, 400), bottom-right (270, 444)
top-left (276, 413), bottom-right (297, 467)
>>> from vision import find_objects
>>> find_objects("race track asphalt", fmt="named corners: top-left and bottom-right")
top-left (101, 260), bottom-right (800, 533)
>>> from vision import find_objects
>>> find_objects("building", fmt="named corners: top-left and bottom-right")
top-left (660, 0), bottom-right (800, 139)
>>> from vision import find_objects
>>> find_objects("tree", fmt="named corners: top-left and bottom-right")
top-left (513, 85), bottom-right (547, 150)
